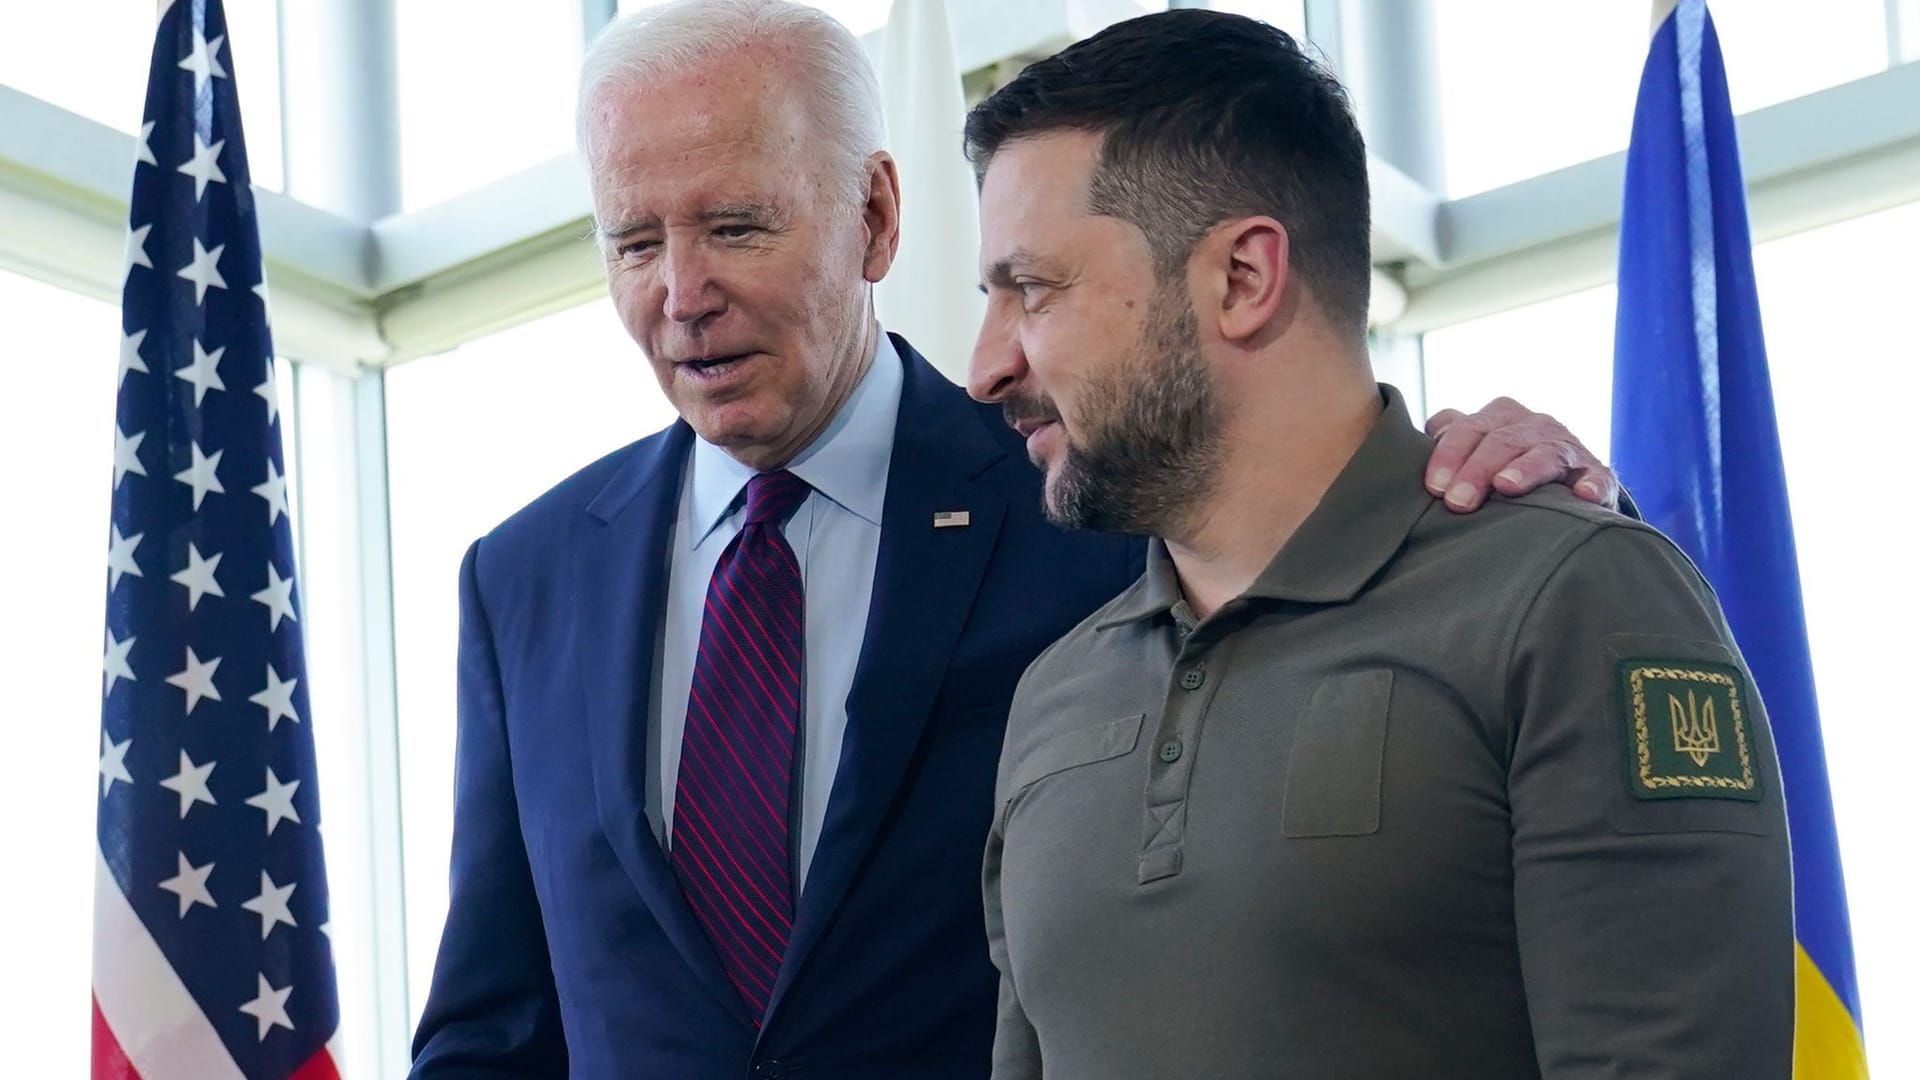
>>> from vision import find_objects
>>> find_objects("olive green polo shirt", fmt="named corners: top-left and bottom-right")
top-left (984, 386), bottom-right (1793, 1080)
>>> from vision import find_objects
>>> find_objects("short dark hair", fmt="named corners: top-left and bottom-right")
top-left (964, 9), bottom-right (1371, 335)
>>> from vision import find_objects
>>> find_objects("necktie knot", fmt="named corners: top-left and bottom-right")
top-left (744, 470), bottom-right (811, 527)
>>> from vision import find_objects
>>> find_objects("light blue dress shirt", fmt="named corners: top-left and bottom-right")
top-left (648, 332), bottom-right (903, 893)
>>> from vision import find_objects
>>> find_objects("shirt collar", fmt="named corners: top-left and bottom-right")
top-left (1097, 383), bottom-right (1437, 628)
top-left (685, 330), bottom-right (903, 550)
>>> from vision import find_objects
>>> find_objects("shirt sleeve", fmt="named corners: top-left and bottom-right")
top-left (1503, 523), bottom-right (1794, 1078)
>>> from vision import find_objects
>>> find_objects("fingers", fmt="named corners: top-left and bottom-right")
top-left (1490, 445), bottom-right (1580, 497)
top-left (1440, 424), bottom-right (1569, 512)
top-left (1567, 465), bottom-right (1621, 510)
top-left (1424, 407), bottom-right (1468, 440)
top-left (1424, 410), bottom-right (1483, 499)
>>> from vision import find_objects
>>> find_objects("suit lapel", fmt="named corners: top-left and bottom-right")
top-left (573, 422), bottom-right (751, 1025)
top-left (764, 337), bottom-right (1010, 1023)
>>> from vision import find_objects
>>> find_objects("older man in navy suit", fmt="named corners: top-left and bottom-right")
top-left (408, 2), bottom-right (1618, 1077)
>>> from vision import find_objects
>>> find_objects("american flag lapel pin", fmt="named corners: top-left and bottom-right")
top-left (933, 510), bottom-right (971, 529)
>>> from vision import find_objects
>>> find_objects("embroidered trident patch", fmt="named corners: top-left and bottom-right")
top-left (1618, 659), bottom-right (1762, 802)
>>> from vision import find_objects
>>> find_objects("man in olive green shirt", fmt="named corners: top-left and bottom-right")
top-left (960, 10), bottom-right (1793, 1079)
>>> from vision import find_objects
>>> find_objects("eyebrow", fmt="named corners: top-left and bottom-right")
top-left (697, 202), bottom-right (778, 225)
top-left (979, 248), bottom-right (1057, 292)
top-left (597, 202), bottom-right (781, 244)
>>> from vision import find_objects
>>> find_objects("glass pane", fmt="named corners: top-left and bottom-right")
top-left (1419, 283), bottom-right (1618, 463)
top-left (1753, 200), bottom-right (1920, 1076)
top-left (396, 0), bottom-right (586, 209)
top-left (283, 360), bottom-right (380, 1080)
top-left (615, 0), bottom-right (892, 37)
top-left (386, 298), bottom-right (678, 1025)
top-left (1203, 0), bottom-right (1307, 39)
top-left (1437, 0), bottom-right (1887, 196)
top-left (0, 269), bottom-right (119, 1078)
top-left (0, 3), bottom-right (284, 191)
top-left (1421, 200), bottom-right (1920, 1073)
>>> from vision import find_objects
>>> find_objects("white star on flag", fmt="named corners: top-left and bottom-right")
top-left (158, 852), bottom-right (218, 917)
top-left (99, 733), bottom-right (134, 797)
top-left (169, 543), bottom-right (226, 610)
top-left (177, 134), bottom-right (227, 201)
top-left (135, 121), bottom-right (157, 167)
top-left (177, 30), bottom-right (228, 91)
top-left (254, 360), bottom-right (280, 425)
top-left (174, 442), bottom-right (226, 509)
top-left (238, 973), bottom-right (295, 1041)
top-left (103, 630), bottom-right (137, 698)
top-left (246, 767), bottom-right (302, 835)
top-left (251, 562), bottom-right (298, 629)
top-left (178, 238), bottom-right (227, 304)
top-left (107, 526), bottom-right (145, 592)
top-left (249, 664), bottom-right (300, 731)
top-left (175, 339), bottom-right (228, 406)
top-left (158, 749), bottom-right (218, 819)
top-left (241, 871), bottom-right (299, 940)
top-left (112, 426), bottom-right (148, 489)
top-left (118, 329), bottom-right (150, 388)
top-left (253, 277), bottom-right (272, 323)
top-left (165, 645), bottom-right (223, 715)
top-left (252, 460), bottom-right (290, 525)
top-left (126, 224), bottom-right (154, 275)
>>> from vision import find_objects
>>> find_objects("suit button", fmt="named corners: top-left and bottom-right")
top-left (1159, 738), bottom-right (1184, 764)
top-left (1179, 667), bottom-right (1205, 691)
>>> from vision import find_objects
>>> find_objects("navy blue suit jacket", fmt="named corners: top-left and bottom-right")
top-left (411, 337), bottom-right (1143, 1079)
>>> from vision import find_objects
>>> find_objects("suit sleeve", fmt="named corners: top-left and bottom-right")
top-left (982, 809), bottom-right (1043, 1080)
top-left (410, 540), bottom-right (568, 1077)
top-left (1505, 524), bottom-right (1794, 1078)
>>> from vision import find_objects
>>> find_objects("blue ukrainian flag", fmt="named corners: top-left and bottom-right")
top-left (1611, 2), bottom-right (1868, 1075)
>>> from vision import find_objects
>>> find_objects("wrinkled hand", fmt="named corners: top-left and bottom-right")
top-left (1423, 397), bottom-right (1618, 513)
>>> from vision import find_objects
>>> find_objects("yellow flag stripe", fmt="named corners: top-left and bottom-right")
top-left (1796, 942), bottom-right (1870, 1079)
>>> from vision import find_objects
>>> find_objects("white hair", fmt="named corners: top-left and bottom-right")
top-left (577, 0), bottom-right (887, 207)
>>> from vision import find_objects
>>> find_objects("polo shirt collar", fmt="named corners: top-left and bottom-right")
top-left (1097, 383), bottom-right (1436, 627)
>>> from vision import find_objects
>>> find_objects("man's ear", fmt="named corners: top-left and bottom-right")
top-left (1212, 217), bottom-right (1289, 344)
top-left (861, 152), bottom-right (903, 283)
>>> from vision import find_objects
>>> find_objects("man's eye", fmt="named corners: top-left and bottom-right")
top-left (1014, 281), bottom-right (1051, 307)
top-left (715, 224), bottom-right (761, 240)
top-left (618, 239), bottom-right (659, 259)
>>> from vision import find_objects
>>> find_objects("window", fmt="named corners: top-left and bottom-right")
top-left (396, 0), bottom-right (588, 209)
top-left (1420, 283), bottom-right (1618, 462)
top-left (1435, 0), bottom-right (1888, 196)
top-left (0, 3), bottom-right (285, 190)
top-left (384, 298), bottom-right (678, 1023)
top-left (1199, 0), bottom-right (1307, 40)
top-left (1753, 200), bottom-right (1920, 1076)
top-left (0, 269), bottom-right (124, 1077)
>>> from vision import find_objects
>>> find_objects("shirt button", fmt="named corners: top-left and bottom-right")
top-left (1179, 667), bottom-right (1205, 691)
top-left (1159, 738), bottom-right (1184, 764)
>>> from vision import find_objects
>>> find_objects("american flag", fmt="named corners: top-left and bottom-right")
top-left (93, 2), bottom-right (341, 1077)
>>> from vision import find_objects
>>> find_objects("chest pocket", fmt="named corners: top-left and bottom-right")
top-left (1283, 670), bottom-right (1393, 838)
top-left (1006, 713), bottom-right (1144, 803)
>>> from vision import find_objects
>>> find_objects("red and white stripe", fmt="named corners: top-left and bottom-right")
top-left (91, 847), bottom-right (341, 1079)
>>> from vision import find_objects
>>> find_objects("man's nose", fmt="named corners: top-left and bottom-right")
top-left (660, 241), bottom-right (723, 325)
top-left (968, 308), bottom-right (1027, 404)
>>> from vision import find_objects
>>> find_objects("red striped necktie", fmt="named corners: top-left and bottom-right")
top-left (671, 469), bottom-right (811, 1020)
